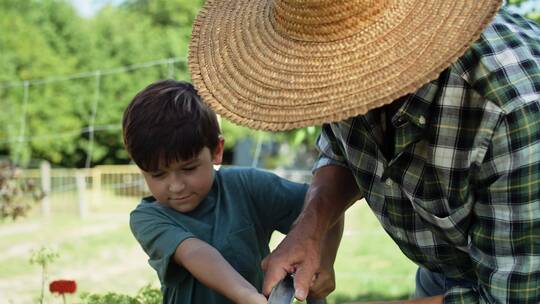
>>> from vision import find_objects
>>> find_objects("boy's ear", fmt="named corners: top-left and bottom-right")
top-left (212, 136), bottom-right (225, 165)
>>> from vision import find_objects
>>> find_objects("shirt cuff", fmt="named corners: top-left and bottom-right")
top-left (312, 155), bottom-right (350, 174)
top-left (443, 285), bottom-right (478, 304)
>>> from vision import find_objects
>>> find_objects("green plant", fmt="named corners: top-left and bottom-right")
top-left (79, 284), bottom-right (162, 304)
top-left (135, 284), bottom-right (162, 304)
top-left (80, 292), bottom-right (139, 304)
top-left (29, 246), bottom-right (60, 304)
top-left (0, 160), bottom-right (44, 220)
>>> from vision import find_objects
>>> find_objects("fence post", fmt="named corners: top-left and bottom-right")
top-left (40, 161), bottom-right (51, 217)
top-left (76, 170), bottom-right (88, 218)
top-left (91, 167), bottom-right (102, 206)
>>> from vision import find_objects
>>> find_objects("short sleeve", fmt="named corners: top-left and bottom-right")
top-left (455, 9), bottom-right (540, 113)
top-left (313, 123), bottom-right (349, 173)
top-left (129, 205), bottom-right (195, 286)
top-left (246, 169), bottom-right (308, 234)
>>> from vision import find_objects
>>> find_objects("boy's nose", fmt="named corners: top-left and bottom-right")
top-left (168, 178), bottom-right (185, 193)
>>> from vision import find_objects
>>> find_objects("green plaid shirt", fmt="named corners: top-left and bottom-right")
top-left (314, 8), bottom-right (540, 304)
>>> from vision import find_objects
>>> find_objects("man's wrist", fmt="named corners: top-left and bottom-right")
top-left (292, 210), bottom-right (325, 244)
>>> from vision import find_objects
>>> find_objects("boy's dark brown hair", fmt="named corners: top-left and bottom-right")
top-left (122, 80), bottom-right (221, 172)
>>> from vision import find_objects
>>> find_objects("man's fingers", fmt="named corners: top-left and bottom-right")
top-left (261, 256), bottom-right (269, 272)
top-left (307, 273), bottom-right (324, 299)
top-left (293, 266), bottom-right (317, 301)
top-left (311, 273), bottom-right (318, 286)
top-left (308, 277), bottom-right (323, 299)
top-left (309, 270), bottom-right (335, 299)
top-left (308, 282), bottom-right (330, 299)
top-left (262, 263), bottom-right (288, 297)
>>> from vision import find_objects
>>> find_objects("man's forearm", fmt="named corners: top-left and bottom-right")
top-left (307, 215), bottom-right (344, 299)
top-left (320, 215), bottom-right (344, 269)
top-left (295, 165), bottom-right (360, 239)
top-left (261, 165), bottom-right (360, 299)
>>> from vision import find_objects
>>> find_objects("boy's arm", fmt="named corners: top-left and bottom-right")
top-left (174, 238), bottom-right (267, 304)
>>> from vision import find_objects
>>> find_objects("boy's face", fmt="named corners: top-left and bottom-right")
top-left (141, 138), bottom-right (224, 213)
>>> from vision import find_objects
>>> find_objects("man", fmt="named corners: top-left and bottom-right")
top-left (188, 0), bottom-right (540, 302)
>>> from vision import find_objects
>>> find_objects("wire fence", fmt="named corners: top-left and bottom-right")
top-left (0, 57), bottom-right (186, 168)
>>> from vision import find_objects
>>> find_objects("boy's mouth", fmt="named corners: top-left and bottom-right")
top-left (169, 195), bottom-right (193, 202)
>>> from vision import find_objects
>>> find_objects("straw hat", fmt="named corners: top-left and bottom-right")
top-left (189, 0), bottom-right (502, 131)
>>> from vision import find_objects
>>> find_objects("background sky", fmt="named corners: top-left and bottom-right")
top-left (70, 0), bottom-right (123, 17)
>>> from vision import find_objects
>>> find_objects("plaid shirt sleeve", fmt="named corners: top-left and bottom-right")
top-left (313, 123), bottom-right (351, 172)
top-left (445, 9), bottom-right (540, 304)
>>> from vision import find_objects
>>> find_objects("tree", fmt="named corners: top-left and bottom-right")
top-left (0, 0), bottom-right (92, 165)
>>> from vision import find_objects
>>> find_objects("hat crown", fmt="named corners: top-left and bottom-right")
top-left (271, 0), bottom-right (391, 42)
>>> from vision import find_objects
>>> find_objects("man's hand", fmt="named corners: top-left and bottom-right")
top-left (308, 266), bottom-right (335, 300)
top-left (263, 166), bottom-right (359, 301)
top-left (308, 215), bottom-right (343, 299)
top-left (261, 221), bottom-right (322, 301)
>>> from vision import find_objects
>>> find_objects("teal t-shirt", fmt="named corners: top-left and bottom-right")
top-left (129, 167), bottom-right (308, 304)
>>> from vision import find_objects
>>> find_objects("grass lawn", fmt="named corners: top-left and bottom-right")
top-left (0, 191), bottom-right (416, 304)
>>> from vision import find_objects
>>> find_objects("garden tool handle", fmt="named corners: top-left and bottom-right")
top-left (307, 298), bottom-right (326, 304)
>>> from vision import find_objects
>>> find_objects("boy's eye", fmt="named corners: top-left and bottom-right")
top-left (183, 165), bottom-right (198, 171)
top-left (151, 172), bottom-right (165, 178)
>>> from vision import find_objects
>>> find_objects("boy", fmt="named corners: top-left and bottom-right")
top-left (123, 80), bottom-right (340, 304)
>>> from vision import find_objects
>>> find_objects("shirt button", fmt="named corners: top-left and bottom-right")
top-left (385, 178), bottom-right (393, 186)
top-left (418, 116), bottom-right (426, 125)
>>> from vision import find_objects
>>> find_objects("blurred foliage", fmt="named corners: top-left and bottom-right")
top-left (0, 0), bottom-right (316, 168)
top-left (29, 246), bottom-right (60, 268)
top-left (0, 0), bottom-right (538, 167)
top-left (507, 0), bottom-right (540, 22)
top-left (0, 160), bottom-right (44, 220)
top-left (29, 246), bottom-right (60, 304)
top-left (0, 0), bottom-right (205, 167)
top-left (79, 284), bottom-right (162, 304)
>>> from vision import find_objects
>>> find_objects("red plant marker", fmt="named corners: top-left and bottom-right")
top-left (49, 280), bottom-right (77, 304)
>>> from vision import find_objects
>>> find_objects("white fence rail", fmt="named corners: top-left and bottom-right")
top-left (20, 163), bottom-right (312, 218)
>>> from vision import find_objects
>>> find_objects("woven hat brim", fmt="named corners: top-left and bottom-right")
top-left (189, 0), bottom-right (502, 131)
